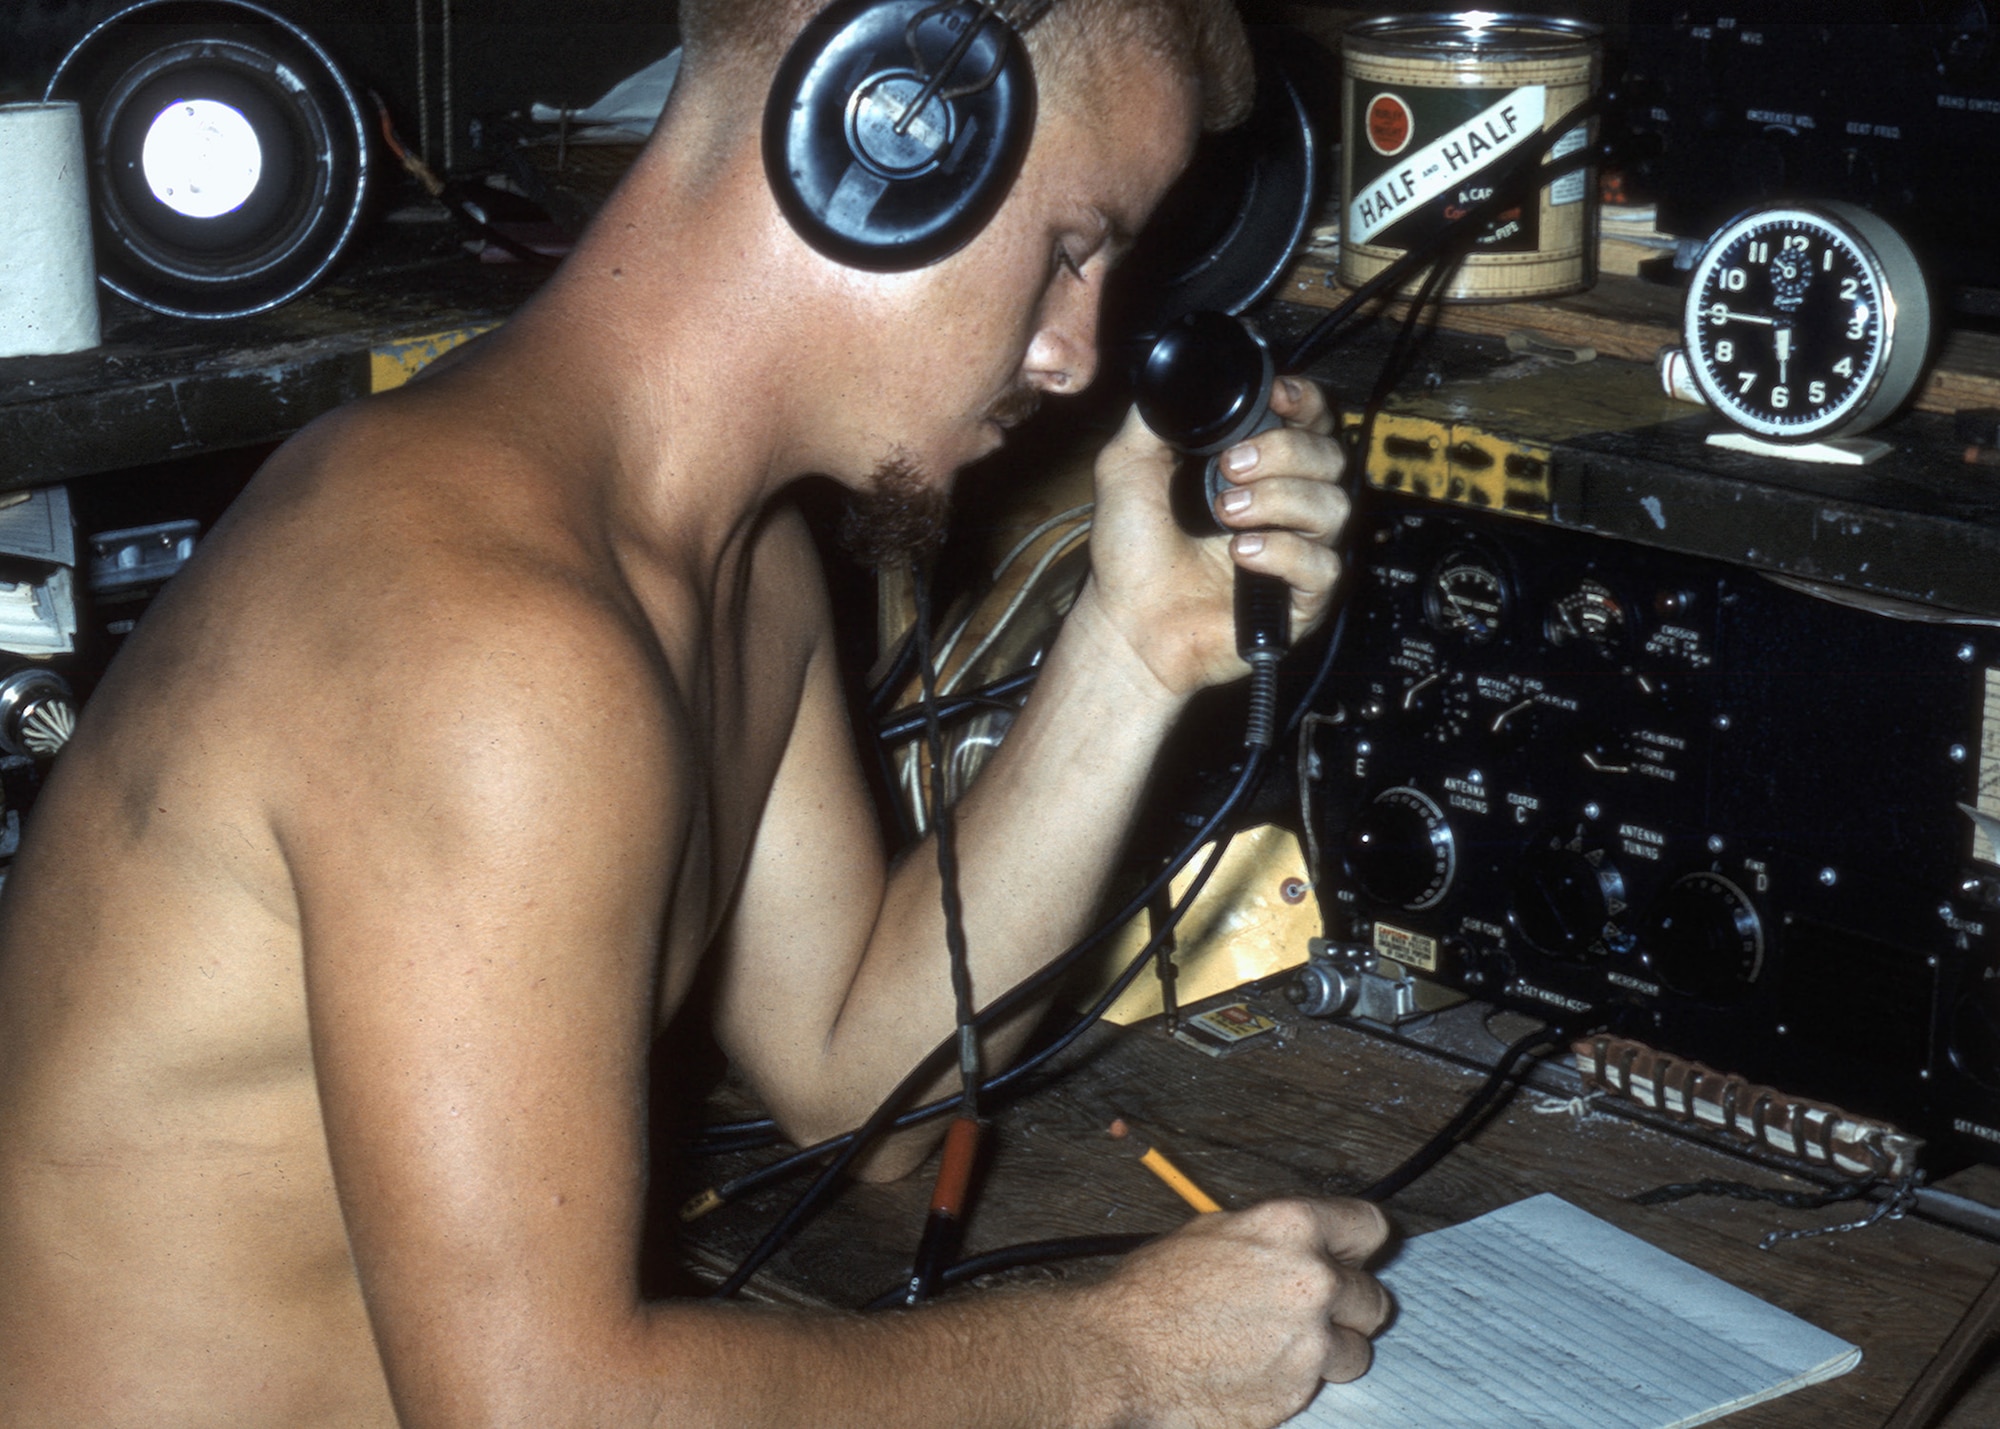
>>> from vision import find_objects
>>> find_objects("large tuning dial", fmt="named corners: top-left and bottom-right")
top-left (1641, 872), bottom-right (1764, 1001)
top-left (1344, 786), bottom-right (1455, 910)
top-left (1511, 824), bottom-right (1631, 961)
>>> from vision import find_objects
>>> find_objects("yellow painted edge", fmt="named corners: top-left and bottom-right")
top-left (1362, 409), bottom-right (1554, 520)
top-left (369, 323), bottom-right (502, 394)
top-left (1093, 825), bottom-right (1317, 1027)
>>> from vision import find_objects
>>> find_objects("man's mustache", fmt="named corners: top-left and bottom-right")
top-left (987, 385), bottom-right (1042, 430)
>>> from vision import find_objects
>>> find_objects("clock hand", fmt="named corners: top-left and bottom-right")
top-left (1717, 307), bottom-right (1779, 327)
top-left (1775, 325), bottom-right (1792, 386)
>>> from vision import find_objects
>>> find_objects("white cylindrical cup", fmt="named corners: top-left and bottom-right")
top-left (0, 101), bottom-right (102, 360)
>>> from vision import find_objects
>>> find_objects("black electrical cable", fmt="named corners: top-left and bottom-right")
top-left (696, 814), bottom-right (1245, 1234)
top-left (1355, 1022), bottom-right (1580, 1204)
top-left (686, 1126), bottom-right (784, 1157)
top-left (1630, 1177), bottom-right (1885, 1211)
top-left (861, 1232), bottom-right (1160, 1312)
top-left (839, 1017), bottom-right (1586, 1308)
top-left (705, 756), bottom-right (1262, 1297)
top-left (912, 565), bottom-right (983, 1118)
top-left (899, 564), bottom-right (992, 1305)
top-left (875, 668), bottom-right (1040, 743)
top-left (1283, 91), bottom-right (1609, 375)
top-left (866, 625), bottom-right (923, 719)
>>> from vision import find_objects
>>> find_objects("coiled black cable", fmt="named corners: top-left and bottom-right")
top-left (704, 766), bottom-right (1258, 1296)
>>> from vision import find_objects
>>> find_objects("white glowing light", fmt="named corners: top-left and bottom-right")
top-left (142, 98), bottom-right (262, 219)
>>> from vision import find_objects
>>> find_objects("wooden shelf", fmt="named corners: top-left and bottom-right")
top-left (0, 214), bottom-right (542, 490)
top-left (1281, 258), bottom-right (2000, 418)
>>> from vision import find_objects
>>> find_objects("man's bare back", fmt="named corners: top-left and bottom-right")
top-left (0, 367), bottom-right (833, 1422)
top-left (0, 7), bottom-right (1391, 1426)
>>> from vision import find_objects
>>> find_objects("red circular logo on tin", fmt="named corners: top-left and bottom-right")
top-left (1366, 93), bottom-right (1412, 156)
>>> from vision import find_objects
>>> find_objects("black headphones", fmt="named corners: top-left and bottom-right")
top-left (762, 0), bottom-right (1050, 271)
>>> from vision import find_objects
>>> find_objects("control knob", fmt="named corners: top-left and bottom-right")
top-left (1511, 824), bottom-right (1630, 961)
top-left (1343, 786), bottom-right (1455, 910)
top-left (1640, 872), bottom-right (1764, 1001)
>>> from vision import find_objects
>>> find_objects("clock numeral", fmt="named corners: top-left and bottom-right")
top-left (1771, 385), bottom-right (1789, 409)
top-left (1748, 240), bottom-right (1769, 263)
top-left (1846, 307), bottom-right (1869, 340)
top-left (1839, 277), bottom-right (1860, 301)
top-left (1823, 247), bottom-right (1836, 271)
top-left (1714, 339), bottom-right (1734, 363)
top-left (1722, 267), bottom-right (1747, 291)
top-left (1809, 380), bottom-right (1827, 404)
top-left (1737, 370), bottom-right (1758, 394)
top-left (1784, 234), bottom-right (1810, 252)
top-left (1708, 302), bottom-right (1729, 325)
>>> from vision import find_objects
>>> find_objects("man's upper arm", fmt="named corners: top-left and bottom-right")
top-left (281, 604), bottom-right (679, 1422)
top-left (709, 567), bottom-right (894, 1138)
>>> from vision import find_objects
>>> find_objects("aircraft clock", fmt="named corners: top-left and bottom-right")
top-left (1679, 201), bottom-right (1933, 465)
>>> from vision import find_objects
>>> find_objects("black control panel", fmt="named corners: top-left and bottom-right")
top-left (1305, 493), bottom-right (2000, 1162)
top-left (1621, 2), bottom-right (2000, 302)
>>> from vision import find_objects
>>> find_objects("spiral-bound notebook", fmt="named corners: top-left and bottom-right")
top-left (1290, 1194), bottom-right (1860, 1429)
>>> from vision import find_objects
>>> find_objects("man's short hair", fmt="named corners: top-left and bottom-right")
top-left (678, 0), bottom-right (1253, 132)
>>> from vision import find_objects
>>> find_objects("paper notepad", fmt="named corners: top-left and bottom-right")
top-left (1289, 1194), bottom-right (1860, 1429)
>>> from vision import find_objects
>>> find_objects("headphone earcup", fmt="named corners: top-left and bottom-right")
top-left (764, 0), bottom-right (1036, 271)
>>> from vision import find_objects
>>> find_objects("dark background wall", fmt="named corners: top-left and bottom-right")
top-left (1, 0), bottom-right (683, 165)
top-left (3, 2), bottom-right (1622, 171)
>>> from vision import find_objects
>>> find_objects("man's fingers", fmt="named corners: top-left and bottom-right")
top-left (1215, 473), bottom-right (1350, 548)
top-left (1230, 532), bottom-right (1343, 616)
top-left (1329, 1263), bottom-right (1394, 1338)
top-left (1321, 1326), bottom-right (1375, 1384)
top-left (1271, 375), bottom-right (1336, 436)
top-left (1305, 1196), bottom-right (1394, 1264)
top-left (1215, 427), bottom-right (1346, 494)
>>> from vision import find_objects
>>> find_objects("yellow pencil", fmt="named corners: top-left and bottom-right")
top-left (1108, 1117), bottom-right (1222, 1214)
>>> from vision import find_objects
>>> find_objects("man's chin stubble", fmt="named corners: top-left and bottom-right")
top-left (837, 449), bottom-right (951, 570)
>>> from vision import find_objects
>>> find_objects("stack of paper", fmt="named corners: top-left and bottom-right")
top-left (0, 566), bottom-right (75, 657)
top-left (1291, 1194), bottom-right (1860, 1429)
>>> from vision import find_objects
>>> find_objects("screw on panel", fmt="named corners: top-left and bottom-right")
top-left (1961, 643), bottom-right (1978, 663)
top-left (1714, 713), bottom-right (1732, 731)
top-left (1583, 802), bottom-right (1602, 821)
top-left (1707, 835), bottom-right (1725, 854)
top-left (1952, 744), bottom-right (1969, 763)
top-left (1819, 867), bottom-right (1838, 886)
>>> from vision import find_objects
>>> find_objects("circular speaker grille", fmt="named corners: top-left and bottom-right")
top-left (46, 0), bottom-right (370, 319)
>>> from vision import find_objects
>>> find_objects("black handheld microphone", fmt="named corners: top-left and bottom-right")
top-left (1134, 310), bottom-right (1290, 746)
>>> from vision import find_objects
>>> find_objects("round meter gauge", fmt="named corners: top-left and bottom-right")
top-left (1424, 547), bottom-right (1510, 643)
top-left (1544, 578), bottom-right (1629, 659)
top-left (1681, 201), bottom-right (1932, 443)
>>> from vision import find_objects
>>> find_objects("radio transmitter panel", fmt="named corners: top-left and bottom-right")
top-left (1306, 493), bottom-right (2000, 1162)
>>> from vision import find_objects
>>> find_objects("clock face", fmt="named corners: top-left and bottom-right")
top-left (1682, 205), bottom-right (1923, 443)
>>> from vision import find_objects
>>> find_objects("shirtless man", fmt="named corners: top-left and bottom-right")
top-left (0, 2), bottom-right (1389, 1424)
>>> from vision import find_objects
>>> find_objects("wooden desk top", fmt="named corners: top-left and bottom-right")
top-left (678, 991), bottom-right (2000, 1427)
